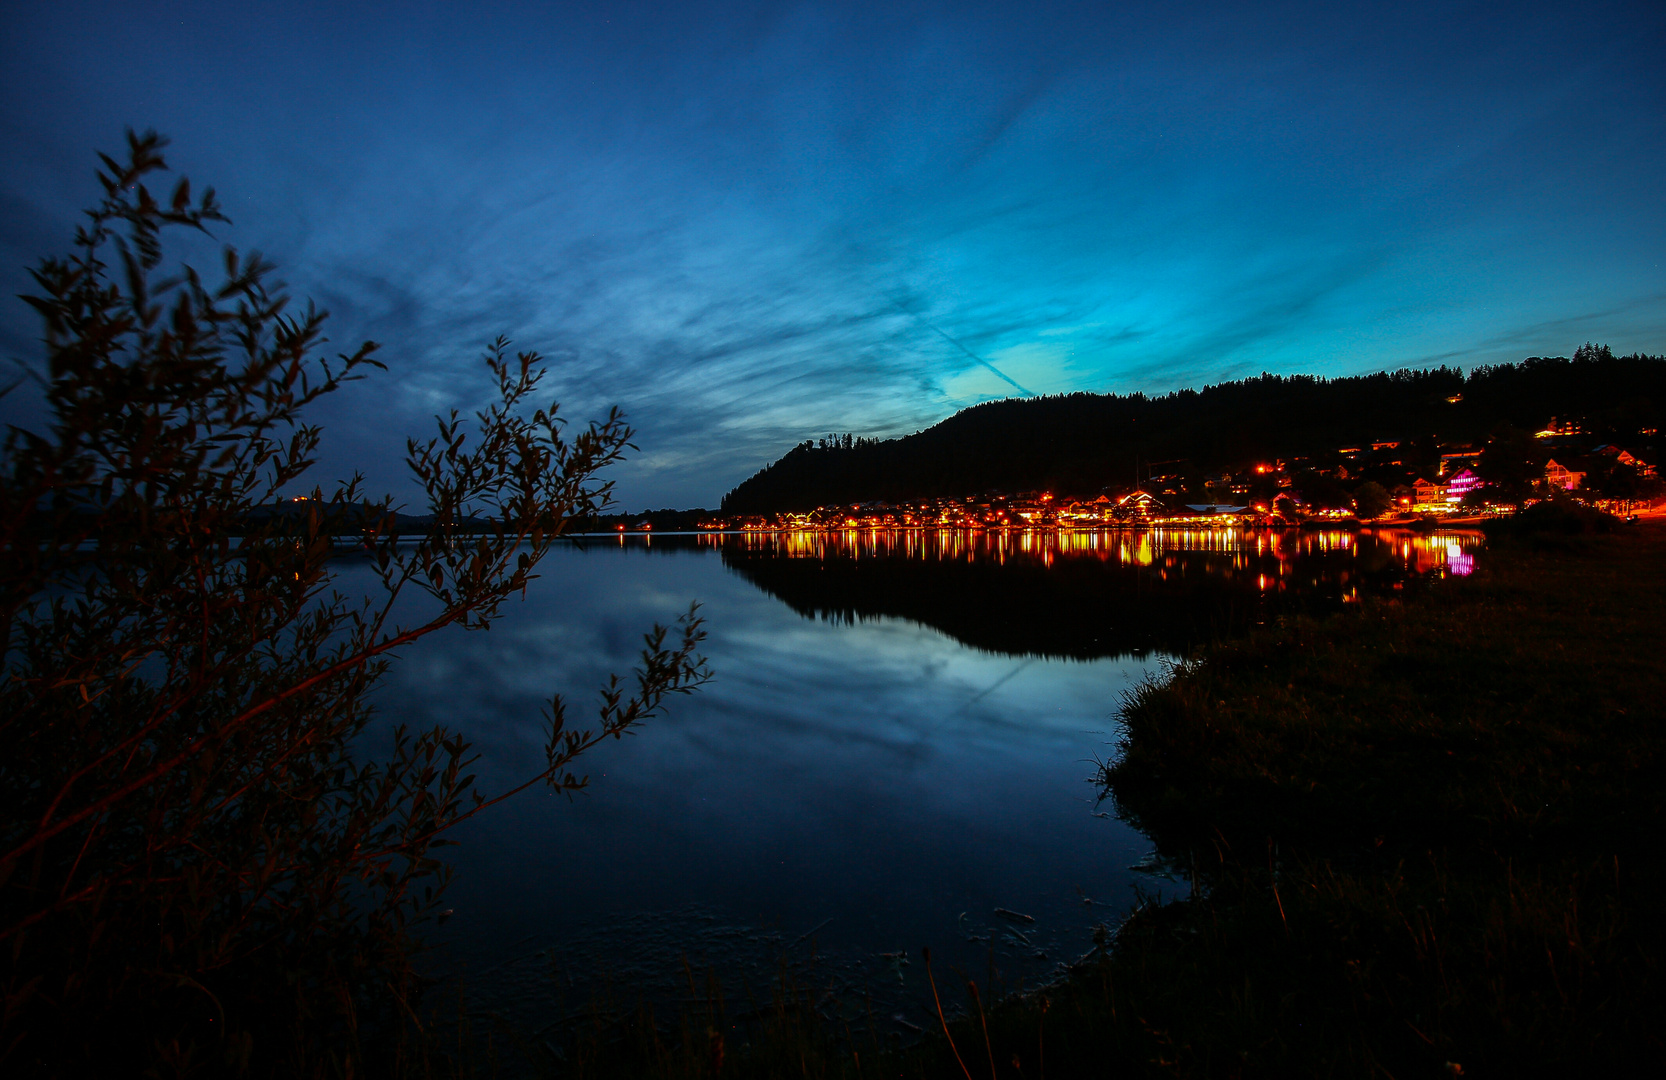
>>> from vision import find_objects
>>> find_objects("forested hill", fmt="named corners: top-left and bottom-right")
top-left (720, 349), bottom-right (1666, 514)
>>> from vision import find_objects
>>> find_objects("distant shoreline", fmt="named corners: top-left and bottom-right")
top-left (562, 519), bottom-right (1492, 537)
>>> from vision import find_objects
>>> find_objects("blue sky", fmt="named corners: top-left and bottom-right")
top-left (3, 0), bottom-right (1662, 508)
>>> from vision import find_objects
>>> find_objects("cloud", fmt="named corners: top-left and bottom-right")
top-left (2, 1), bottom-right (1663, 508)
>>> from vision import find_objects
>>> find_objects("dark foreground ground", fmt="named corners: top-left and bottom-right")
top-left (987, 512), bottom-right (1666, 1078)
top-left (443, 511), bottom-right (1666, 1078)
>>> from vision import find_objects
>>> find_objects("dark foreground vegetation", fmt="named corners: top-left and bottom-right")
top-left (0, 134), bottom-right (708, 1078)
top-left (527, 509), bottom-right (1662, 1078)
top-left (1056, 510), bottom-right (1663, 1076)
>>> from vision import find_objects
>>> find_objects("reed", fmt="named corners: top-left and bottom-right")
top-left (979, 515), bottom-right (1666, 1075)
top-left (785, 515), bottom-right (1666, 1077)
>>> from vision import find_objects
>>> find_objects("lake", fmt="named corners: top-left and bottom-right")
top-left (361, 526), bottom-right (1483, 1040)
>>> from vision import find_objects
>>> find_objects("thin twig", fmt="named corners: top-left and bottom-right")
top-left (923, 947), bottom-right (973, 1080)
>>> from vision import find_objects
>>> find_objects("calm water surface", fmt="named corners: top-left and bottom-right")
top-left (363, 526), bottom-right (1482, 1035)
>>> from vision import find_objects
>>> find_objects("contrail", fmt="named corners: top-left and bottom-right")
top-left (961, 659), bottom-right (1036, 710)
top-left (893, 300), bottom-right (1034, 397)
top-left (921, 319), bottom-right (1035, 397)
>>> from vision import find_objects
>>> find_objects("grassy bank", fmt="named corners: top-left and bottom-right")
top-left (928, 514), bottom-right (1666, 1078)
top-left (437, 516), bottom-right (1666, 1077)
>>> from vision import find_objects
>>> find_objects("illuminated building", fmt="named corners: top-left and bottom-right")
top-left (1544, 459), bottom-right (1586, 491)
top-left (1413, 477), bottom-right (1447, 505)
top-left (1445, 468), bottom-right (1482, 502)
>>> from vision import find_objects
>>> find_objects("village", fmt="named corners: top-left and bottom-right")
top-left (687, 418), bottom-right (1658, 532)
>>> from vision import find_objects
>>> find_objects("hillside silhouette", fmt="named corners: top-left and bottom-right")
top-left (721, 348), bottom-right (1666, 513)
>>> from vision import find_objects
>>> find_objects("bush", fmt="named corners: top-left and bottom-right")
top-left (0, 132), bottom-right (708, 1076)
top-left (1352, 480), bottom-right (1392, 519)
top-left (1484, 496), bottom-right (1618, 538)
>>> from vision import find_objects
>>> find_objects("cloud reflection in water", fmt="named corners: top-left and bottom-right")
top-left (365, 542), bottom-right (1158, 1030)
top-left (362, 526), bottom-right (1484, 1030)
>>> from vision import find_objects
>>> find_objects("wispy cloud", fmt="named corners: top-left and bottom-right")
top-left (2, 1), bottom-right (1663, 506)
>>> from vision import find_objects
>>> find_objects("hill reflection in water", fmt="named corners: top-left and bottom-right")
top-left (685, 527), bottom-right (1482, 660)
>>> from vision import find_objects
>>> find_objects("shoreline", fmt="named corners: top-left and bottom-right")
top-left (418, 516), bottom-right (1664, 1076)
top-left (555, 517), bottom-right (1663, 1076)
top-left (924, 517), bottom-right (1666, 1076)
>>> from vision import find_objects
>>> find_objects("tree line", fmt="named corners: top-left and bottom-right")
top-left (721, 348), bottom-right (1666, 513)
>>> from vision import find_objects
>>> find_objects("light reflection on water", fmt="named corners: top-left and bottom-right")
top-left (710, 526), bottom-right (1486, 659)
top-left (700, 524), bottom-right (1477, 577)
top-left (362, 527), bottom-right (1483, 1038)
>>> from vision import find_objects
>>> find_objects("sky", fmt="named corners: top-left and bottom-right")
top-left (2, 0), bottom-right (1663, 508)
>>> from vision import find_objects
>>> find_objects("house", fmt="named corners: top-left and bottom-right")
top-left (1445, 468), bottom-right (1482, 502)
top-left (1111, 491), bottom-right (1164, 522)
top-left (1544, 459), bottom-right (1586, 491)
top-left (1535, 417), bottom-right (1583, 439)
top-left (1592, 445), bottom-right (1657, 477)
top-left (1413, 477), bottom-right (1447, 505)
top-left (1438, 448), bottom-right (1482, 476)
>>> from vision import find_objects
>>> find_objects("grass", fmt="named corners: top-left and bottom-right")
top-left (409, 515), bottom-right (1666, 1077)
top-left (978, 512), bottom-right (1666, 1077)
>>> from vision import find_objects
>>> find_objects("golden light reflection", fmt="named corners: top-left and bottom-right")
top-left (693, 525), bottom-right (1484, 585)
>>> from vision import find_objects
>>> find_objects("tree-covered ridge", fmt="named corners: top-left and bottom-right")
top-left (721, 348), bottom-right (1666, 514)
